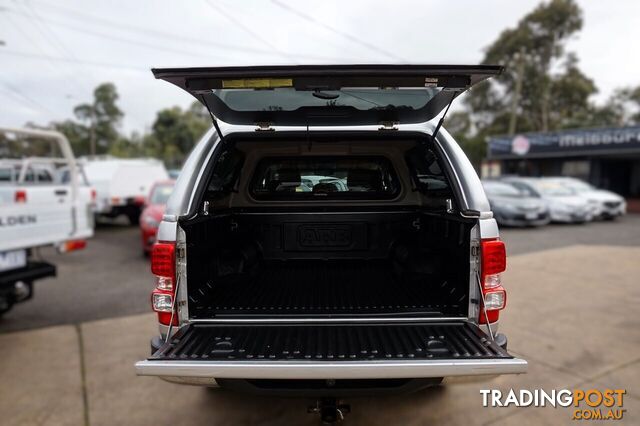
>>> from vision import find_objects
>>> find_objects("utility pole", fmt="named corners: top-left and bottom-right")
top-left (508, 47), bottom-right (526, 136)
top-left (89, 105), bottom-right (96, 157)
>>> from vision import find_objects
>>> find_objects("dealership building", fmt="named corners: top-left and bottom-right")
top-left (485, 125), bottom-right (640, 199)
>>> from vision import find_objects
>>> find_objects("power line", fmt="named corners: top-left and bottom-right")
top-left (30, 0), bottom-right (350, 62)
top-left (21, 0), bottom-right (95, 95)
top-left (0, 50), bottom-right (150, 72)
top-left (270, 0), bottom-right (406, 62)
top-left (205, 0), bottom-right (297, 64)
top-left (2, 6), bottom-right (82, 101)
top-left (28, 1), bottom-right (347, 61)
top-left (3, 6), bottom-right (229, 62)
top-left (32, 0), bottom-right (275, 56)
top-left (0, 83), bottom-right (58, 116)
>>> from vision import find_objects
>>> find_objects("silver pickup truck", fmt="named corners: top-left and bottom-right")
top-left (135, 65), bottom-right (527, 421)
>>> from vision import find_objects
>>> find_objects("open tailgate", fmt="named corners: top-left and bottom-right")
top-left (152, 64), bottom-right (502, 127)
top-left (136, 322), bottom-right (526, 380)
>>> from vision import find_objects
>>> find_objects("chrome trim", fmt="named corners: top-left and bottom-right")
top-left (479, 218), bottom-right (499, 239)
top-left (176, 225), bottom-right (189, 325)
top-left (235, 211), bottom-right (419, 215)
top-left (468, 224), bottom-right (480, 322)
top-left (136, 358), bottom-right (528, 380)
top-left (189, 317), bottom-right (467, 324)
top-left (162, 214), bottom-right (178, 222)
top-left (460, 210), bottom-right (493, 219)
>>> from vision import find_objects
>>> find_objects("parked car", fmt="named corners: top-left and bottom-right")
top-left (140, 180), bottom-right (175, 255)
top-left (135, 65), bottom-right (527, 421)
top-left (0, 127), bottom-right (94, 316)
top-left (482, 180), bottom-right (550, 227)
top-left (546, 177), bottom-right (626, 220)
top-left (502, 177), bottom-right (592, 223)
top-left (81, 157), bottom-right (169, 224)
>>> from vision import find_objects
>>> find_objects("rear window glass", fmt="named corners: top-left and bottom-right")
top-left (405, 146), bottom-right (450, 194)
top-left (250, 156), bottom-right (400, 200)
top-left (214, 87), bottom-right (440, 112)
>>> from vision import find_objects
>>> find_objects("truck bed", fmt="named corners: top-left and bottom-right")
top-left (188, 260), bottom-right (467, 319)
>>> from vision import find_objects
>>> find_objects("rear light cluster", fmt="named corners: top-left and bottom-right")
top-left (60, 240), bottom-right (87, 253)
top-left (15, 190), bottom-right (27, 203)
top-left (150, 242), bottom-right (178, 326)
top-left (479, 239), bottom-right (507, 324)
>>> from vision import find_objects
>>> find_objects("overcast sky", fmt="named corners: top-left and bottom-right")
top-left (1, 0), bottom-right (639, 134)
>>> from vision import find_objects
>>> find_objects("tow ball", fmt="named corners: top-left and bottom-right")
top-left (308, 398), bottom-right (351, 424)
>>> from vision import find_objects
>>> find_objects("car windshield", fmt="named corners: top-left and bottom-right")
top-left (251, 156), bottom-right (399, 200)
top-left (150, 183), bottom-right (174, 204)
top-left (535, 181), bottom-right (575, 196)
top-left (483, 182), bottom-right (523, 197)
top-left (561, 180), bottom-right (594, 192)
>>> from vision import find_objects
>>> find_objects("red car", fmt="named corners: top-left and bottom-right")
top-left (140, 180), bottom-right (175, 255)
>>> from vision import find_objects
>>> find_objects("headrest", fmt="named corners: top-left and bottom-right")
top-left (312, 182), bottom-right (339, 194)
top-left (347, 169), bottom-right (382, 192)
top-left (268, 169), bottom-right (301, 192)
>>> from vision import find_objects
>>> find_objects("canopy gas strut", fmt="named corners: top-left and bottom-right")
top-left (308, 397), bottom-right (350, 424)
top-left (200, 95), bottom-right (226, 144)
top-left (431, 90), bottom-right (457, 139)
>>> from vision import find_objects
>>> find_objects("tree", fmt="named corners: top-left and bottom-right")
top-left (72, 83), bottom-right (123, 156)
top-left (467, 0), bottom-right (584, 135)
top-left (145, 101), bottom-right (210, 168)
top-left (52, 119), bottom-right (89, 157)
top-left (449, 0), bottom-right (623, 169)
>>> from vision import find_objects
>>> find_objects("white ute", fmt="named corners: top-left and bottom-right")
top-left (0, 127), bottom-right (94, 316)
top-left (81, 157), bottom-right (168, 224)
top-left (134, 65), bottom-right (528, 422)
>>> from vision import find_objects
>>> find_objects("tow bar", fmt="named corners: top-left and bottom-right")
top-left (308, 398), bottom-right (351, 424)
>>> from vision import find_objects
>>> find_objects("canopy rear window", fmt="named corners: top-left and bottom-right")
top-left (214, 87), bottom-right (439, 113)
top-left (152, 65), bottom-right (503, 126)
top-left (250, 156), bottom-right (399, 200)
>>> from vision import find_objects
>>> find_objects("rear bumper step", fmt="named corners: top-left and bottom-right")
top-left (136, 322), bottom-right (527, 380)
top-left (0, 261), bottom-right (56, 286)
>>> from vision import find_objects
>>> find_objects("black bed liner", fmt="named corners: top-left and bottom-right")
top-left (150, 322), bottom-right (511, 361)
top-left (189, 260), bottom-right (466, 319)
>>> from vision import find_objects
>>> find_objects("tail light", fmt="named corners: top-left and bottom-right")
top-left (60, 240), bottom-right (87, 253)
top-left (479, 239), bottom-right (507, 324)
top-left (150, 242), bottom-right (178, 326)
top-left (90, 189), bottom-right (97, 202)
top-left (15, 190), bottom-right (27, 203)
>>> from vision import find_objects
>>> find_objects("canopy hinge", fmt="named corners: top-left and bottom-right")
top-left (378, 121), bottom-right (399, 131)
top-left (255, 122), bottom-right (275, 132)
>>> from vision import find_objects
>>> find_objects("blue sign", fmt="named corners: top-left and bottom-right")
top-left (488, 126), bottom-right (640, 159)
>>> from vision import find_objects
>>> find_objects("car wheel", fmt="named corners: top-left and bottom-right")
top-left (127, 211), bottom-right (140, 225)
top-left (0, 298), bottom-right (14, 317)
